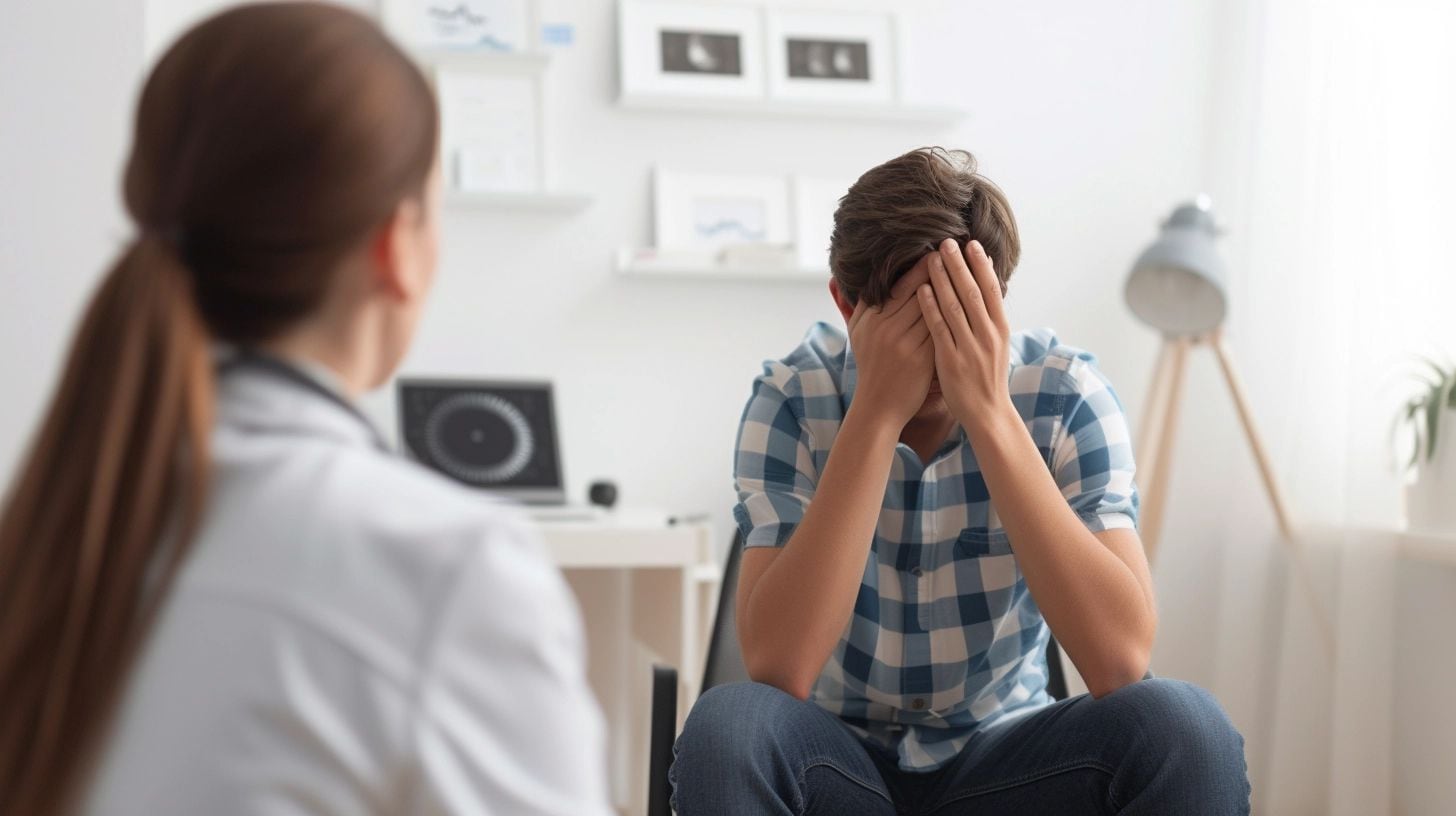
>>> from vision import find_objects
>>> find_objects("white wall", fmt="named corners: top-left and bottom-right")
top-left (0, 1), bottom-right (143, 481)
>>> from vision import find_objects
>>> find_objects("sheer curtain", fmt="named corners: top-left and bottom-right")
top-left (1183, 0), bottom-right (1456, 811)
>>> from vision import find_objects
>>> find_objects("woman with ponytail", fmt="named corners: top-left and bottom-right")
top-left (0, 4), bottom-right (610, 815)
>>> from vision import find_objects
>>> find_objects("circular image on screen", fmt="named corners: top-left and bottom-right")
top-left (424, 393), bottom-right (535, 484)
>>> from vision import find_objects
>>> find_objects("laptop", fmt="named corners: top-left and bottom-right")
top-left (396, 377), bottom-right (601, 520)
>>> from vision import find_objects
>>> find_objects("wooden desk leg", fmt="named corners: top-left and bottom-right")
top-left (677, 568), bottom-right (701, 720)
top-left (627, 567), bottom-right (694, 814)
top-left (1139, 337), bottom-right (1191, 565)
top-left (560, 569), bottom-right (634, 812)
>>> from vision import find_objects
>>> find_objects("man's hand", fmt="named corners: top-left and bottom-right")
top-left (847, 257), bottom-right (934, 430)
top-left (738, 258), bottom-right (935, 700)
top-left (916, 238), bottom-right (1015, 436)
top-left (917, 240), bottom-right (1156, 696)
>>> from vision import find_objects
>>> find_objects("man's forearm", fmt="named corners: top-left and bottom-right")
top-left (968, 406), bottom-right (1157, 697)
top-left (739, 405), bottom-right (901, 699)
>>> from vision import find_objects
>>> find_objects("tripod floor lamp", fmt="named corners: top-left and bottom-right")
top-left (1125, 196), bottom-right (1334, 663)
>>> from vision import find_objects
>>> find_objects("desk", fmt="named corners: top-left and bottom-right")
top-left (1299, 525), bottom-right (1455, 815)
top-left (535, 511), bottom-right (721, 816)
top-left (1390, 529), bottom-right (1456, 815)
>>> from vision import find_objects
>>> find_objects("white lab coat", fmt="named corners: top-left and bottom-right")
top-left (83, 361), bottom-right (612, 816)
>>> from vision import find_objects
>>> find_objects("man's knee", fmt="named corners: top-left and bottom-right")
top-left (673, 682), bottom-right (894, 815)
top-left (672, 682), bottom-right (832, 811)
top-left (1090, 678), bottom-right (1250, 810)
top-left (675, 681), bottom-right (816, 765)
top-left (1109, 678), bottom-right (1246, 774)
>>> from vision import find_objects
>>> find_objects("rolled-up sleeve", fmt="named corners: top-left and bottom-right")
top-left (732, 366), bottom-right (818, 549)
top-left (1050, 356), bottom-right (1140, 533)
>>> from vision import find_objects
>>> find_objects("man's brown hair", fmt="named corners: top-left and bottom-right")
top-left (829, 147), bottom-right (1020, 306)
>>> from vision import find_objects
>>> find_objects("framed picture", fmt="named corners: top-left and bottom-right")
top-left (654, 169), bottom-right (791, 252)
top-left (382, 0), bottom-right (535, 53)
top-left (619, 1), bottom-right (766, 101)
top-left (436, 70), bottom-right (542, 193)
top-left (764, 10), bottom-right (897, 104)
top-left (792, 175), bottom-right (854, 270)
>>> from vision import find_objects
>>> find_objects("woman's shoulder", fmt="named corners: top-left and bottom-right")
top-left (190, 440), bottom-right (558, 663)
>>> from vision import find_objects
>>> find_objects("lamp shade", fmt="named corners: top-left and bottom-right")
top-left (1124, 196), bottom-right (1228, 336)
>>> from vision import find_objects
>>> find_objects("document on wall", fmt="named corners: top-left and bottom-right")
top-left (436, 70), bottom-right (541, 194)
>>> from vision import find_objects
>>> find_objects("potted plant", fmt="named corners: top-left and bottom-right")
top-left (1397, 359), bottom-right (1456, 535)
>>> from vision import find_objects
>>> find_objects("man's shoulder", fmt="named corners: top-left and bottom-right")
top-left (1009, 327), bottom-right (1110, 398)
top-left (752, 321), bottom-right (849, 400)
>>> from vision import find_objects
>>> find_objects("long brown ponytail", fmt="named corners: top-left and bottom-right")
top-left (0, 4), bottom-right (438, 813)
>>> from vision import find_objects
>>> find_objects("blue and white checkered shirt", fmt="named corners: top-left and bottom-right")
top-left (732, 322), bottom-right (1139, 772)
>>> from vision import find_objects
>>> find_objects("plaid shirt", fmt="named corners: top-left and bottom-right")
top-left (732, 322), bottom-right (1139, 772)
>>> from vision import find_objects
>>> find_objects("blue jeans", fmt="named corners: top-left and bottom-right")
top-left (671, 679), bottom-right (1249, 815)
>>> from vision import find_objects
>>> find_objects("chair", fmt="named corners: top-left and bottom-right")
top-left (647, 531), bottom-right (1073, 816)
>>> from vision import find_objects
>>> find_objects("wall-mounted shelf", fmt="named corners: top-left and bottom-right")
top-left (411, 49), bottom-right (552, 74)
top-left (618, 93), bottom-right (968, 124)
top-left (615, 249), bottom-right (827, 283)
top-left (447, 190), bottom-right (593, 213)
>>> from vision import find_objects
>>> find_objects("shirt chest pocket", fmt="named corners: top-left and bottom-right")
top-left (954, 526), bottom-right (1014, 557)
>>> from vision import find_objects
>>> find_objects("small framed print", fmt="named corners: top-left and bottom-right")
top-left (653, 169), bottom-right (791, 252)
top-left (619, 1), bottom-right (766, 101)
top-left (764, 10), bottom-right (897, 104)
top-left (436, 70), bottom-right (542, 193)
top-left (382, 0), bottom-right (535, 53)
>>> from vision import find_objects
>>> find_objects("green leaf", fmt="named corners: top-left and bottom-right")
top-left (1426, 382), bottom-right (1443, 461)
top-left (1395, 396), bottom-right (1427, 471)
top-left (1416, 356), bottom-right (1448, 388)
top-left (1393, 408), bottom-right (1413, 472)
top-left (1395, 354), bottom-right (1456, 469)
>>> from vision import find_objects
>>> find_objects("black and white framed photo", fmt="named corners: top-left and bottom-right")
top-left (618, 0), bottom-right (766, 101)
top-left (764, 10), bottom-right (897, 104)
top-left (654, 169), bottom-right (791, 253)
top-left (436, 69), bottom-right (542, 193)
top-left (382, 0), bottom-right (536, 53)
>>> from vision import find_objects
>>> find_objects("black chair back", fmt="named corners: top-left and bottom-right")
top-left (1044, 634), bottom-right (1068, 700)
top-left (647, 666), bottom-right (677, 816)
top-left (700, 531), bottom-right (749, 691)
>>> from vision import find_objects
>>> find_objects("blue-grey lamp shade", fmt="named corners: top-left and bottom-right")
top-left (1124, 196), bottom-right (1228, 336)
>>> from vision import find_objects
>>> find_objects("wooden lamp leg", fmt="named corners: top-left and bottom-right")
top-left (1138, 337), bottom-right (1191, 565)
top-left (1210, 333), bottom-right (1336, 663)
top-left (1135, 340), bottom-right (1173, 470)
top-left (1209, 333), bottom-right (1293, 538)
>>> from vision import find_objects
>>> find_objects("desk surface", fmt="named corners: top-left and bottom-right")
top-left (531, 509), bottom-right (717, 569)
top-left (1303, 523), bottom-right (1456, 567)
top-left (1398, 530), bottom-right (1456, 567)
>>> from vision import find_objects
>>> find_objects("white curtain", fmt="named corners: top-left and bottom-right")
top-left (1163, 0), bottom-right (1456, 812)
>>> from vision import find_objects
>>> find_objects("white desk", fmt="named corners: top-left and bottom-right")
top-left (534, 510), bottom-right (721, 816)
top-left (1298, 525), bottom-right (1456, 815)
top-left (1390, 529), bottom-right (1456, 815)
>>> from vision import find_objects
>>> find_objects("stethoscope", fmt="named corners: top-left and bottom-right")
top-left (218, 350), bottom-right (391, 453)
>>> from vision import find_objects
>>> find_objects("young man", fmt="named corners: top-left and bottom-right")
top-left (672, 148), bottom-right (1249, 815)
